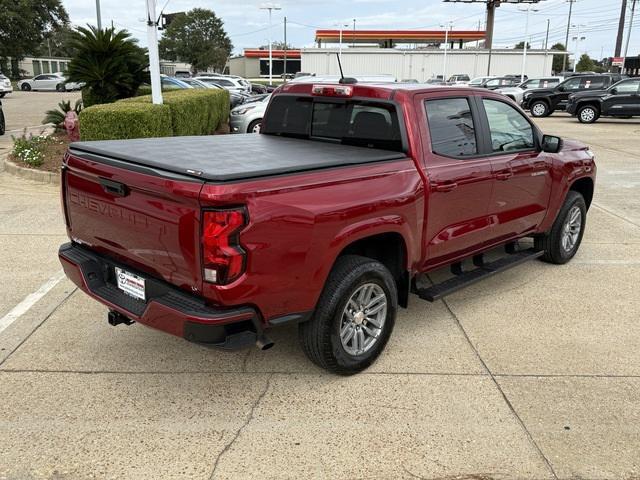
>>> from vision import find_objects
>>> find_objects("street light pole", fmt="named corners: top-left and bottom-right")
top-left (145, 0), bottom-right (163, 105)
top-left (571, 24), bottom-right (586, 73)
top-left (260, 3), bottom-right (282, 86)
top-left (96, 0), bottom-right (102, 30)
top-left (441, 21), bottom-right (453, 82)
top-left (520, 6), bottom-right (538, 83)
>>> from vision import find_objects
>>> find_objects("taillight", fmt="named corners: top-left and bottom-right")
top-left (202, 208), bottom-right (247, 285)
top-left (311, 84), bottom-right (353, 97)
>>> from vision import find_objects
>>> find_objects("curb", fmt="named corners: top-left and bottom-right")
top-left (3, 156), bottom-right (60, 185)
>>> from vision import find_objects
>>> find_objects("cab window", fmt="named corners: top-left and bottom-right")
top-left (425, 98), bottom-right (478, 158)
top-left (584, 77), bottom-right (606, 89)
top-left (612, 79), bottom-right (640, 93)
top-left (560, 77), bottom-right (582, 91)
top-left (482, 99), bottom-right (535, 153)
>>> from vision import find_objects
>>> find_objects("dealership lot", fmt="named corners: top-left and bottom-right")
top-left (1, 104), bottom-right (639, 479)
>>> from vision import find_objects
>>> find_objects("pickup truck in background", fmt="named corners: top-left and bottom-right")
top-left (522, 73), bottom-right (626, 117)
top-left (566, 77), bottom-right (640, 123)
top-left (59, 81), bottom-right (596, 374)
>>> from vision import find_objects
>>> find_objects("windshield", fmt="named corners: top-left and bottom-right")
top-left (262, 96), bottom-right (403, 152)
top-left (469, 77), bottom-right (486, 85)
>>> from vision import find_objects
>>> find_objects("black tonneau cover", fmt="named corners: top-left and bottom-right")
top-left (69, 134), bottom-right (405, 182)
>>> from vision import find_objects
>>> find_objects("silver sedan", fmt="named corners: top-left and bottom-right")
top-left (229, 94), bottom-right (270, 134)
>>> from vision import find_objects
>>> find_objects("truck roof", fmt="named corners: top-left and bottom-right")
top-left (69, 134), bottom-right (406, 182)
top-left (277, 81), bottom-right (464, 99)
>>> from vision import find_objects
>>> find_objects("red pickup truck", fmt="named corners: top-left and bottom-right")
top-left (59, 81), bottom-right (596, 374)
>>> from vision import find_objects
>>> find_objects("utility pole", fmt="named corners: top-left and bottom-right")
top-left (260, 3), bottom-right (282, 86)
top-left (353, 19), bottom-right (356, 48)
top-left (544, 19), bottom-right (550, 50)
top-left (562, 0), bottom-right (576, 72)
top-left (95, 0), bottom-right (102, 30)
top-left (283, 16), bottom-right (287, 81)
top-left (622, 0), bottom-right (638, 74)
top-left (145, 0), bottom-right (163, 105)
top-left (615, 0), bottom-right (628, 58)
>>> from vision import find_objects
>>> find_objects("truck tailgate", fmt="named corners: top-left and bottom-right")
top-left (63, 151), bottom-right (205, 294)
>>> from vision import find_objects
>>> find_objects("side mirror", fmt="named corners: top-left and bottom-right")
top-left (610, 87), bottom-right (618, 95)
top-left (557, 85), bottom-right (565, 92)
top-left (541, 134), bottom-right (562, 153)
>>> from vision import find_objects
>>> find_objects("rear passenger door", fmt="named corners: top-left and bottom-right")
top-left (417, 93), bottom-right (495, 268)
top-left (603, 79), bottom-right (640, 115)
top-left (479, 97), bottom-right (551, 241)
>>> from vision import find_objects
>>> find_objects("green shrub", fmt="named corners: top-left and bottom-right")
top-left (79, 103), bottom-right (172, 141)
top-left (120, 88), bottom-right (229, 136)
top-left (11, 132), bottom-right (54, 167)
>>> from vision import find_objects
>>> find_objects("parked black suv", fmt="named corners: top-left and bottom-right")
top-left (566, 77), bottom-right (640, 123)
top-left (522, 74), bottom-right (626, 117)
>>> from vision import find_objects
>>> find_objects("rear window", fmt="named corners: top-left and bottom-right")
top-left (262, 96), bottom-right (403, 152)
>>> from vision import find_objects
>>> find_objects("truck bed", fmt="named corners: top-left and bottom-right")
top-left (69, 134), bottom-right (406, 182)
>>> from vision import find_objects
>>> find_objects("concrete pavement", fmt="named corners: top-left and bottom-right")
top-left (0, 114), bottom-right (639, 479)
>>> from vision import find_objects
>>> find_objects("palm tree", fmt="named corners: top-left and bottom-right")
top-left (66, 25), bottom-right (148, 106)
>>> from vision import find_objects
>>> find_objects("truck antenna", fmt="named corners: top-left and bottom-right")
top-left (336, 53), bottom-right (357, 84)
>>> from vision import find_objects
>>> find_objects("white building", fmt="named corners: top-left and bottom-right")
top-left (301, 48), bottom-right (559, 81)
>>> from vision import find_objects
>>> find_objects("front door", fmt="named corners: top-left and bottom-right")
top-left (479, 98), bottom-right (551, 241)
top-left (417, 93), bottom-right (494, 268)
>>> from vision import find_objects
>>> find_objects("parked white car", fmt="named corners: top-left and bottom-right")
top-left (193, 75), bottom-right (251, 93)
top-left (17, 73), bottom-right (84, 92)
top-left (468, 76), bottom-right (497, 87)
top-left (0, 74), bottom-right (12, 97)
top-left (495, 77), bottom-right (564, 105)
top-left (229, 94), bottom-right (271, 134)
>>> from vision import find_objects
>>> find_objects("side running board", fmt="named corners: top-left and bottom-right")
top-left (417, 248), bottom-right (544, 302)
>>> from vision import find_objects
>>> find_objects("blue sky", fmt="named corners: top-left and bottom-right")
top-left (63, 0), bottom-right (638, 59)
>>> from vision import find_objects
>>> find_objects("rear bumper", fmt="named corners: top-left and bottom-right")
top-left (59, 242), bottom-right (261, 349)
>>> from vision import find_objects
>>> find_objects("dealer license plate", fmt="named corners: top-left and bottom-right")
top-left (115, 267), bottom-right (146, 301)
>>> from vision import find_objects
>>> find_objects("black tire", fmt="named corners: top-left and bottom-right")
top-left (0, 93), bottom-right (5, 98)
top-left (298, 255), bottom-right (397, 375)
top-left (247, 119), bottom-right (262, 134)
top-left (0, 110), bottom-right (5, 136)
top-left (21, 83), bottom-right (31, 91)
top-left (535, 191), bottom-right (587, 264)
top-left (530, 100), bottom-right (550, 117)
top-left (56, 83), bottom-right (64, 92)
top-left (577, 105), bottom-right (600, 124)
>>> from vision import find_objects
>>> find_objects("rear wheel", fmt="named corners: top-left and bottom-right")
top-left (535, 191), bottom-right (587, 264)
top-left (298, 255), bottom-right (397, 375)
top-left (0, 93), bottom-right (5, 98)
top-left (577, 105), bottom-right (600, 123)
top-left (530, 100), bottom-right (550, 117)
top-left (247, 119), bottom-right (262, 134)
top-left (0, 109), bottom-right (5, 135)
top-left (21, 83), bottom-right (31, 91)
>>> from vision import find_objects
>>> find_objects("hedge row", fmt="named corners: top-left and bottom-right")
top-left (79, 88), bottom-right (230, 141)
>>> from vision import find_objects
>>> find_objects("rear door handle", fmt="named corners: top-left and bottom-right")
top-left (495, 172), bottom-right (513, 181)
top-left (99, 177), bottom-right (129, 197)
top-left (433, 182), bottom-right (458, 192)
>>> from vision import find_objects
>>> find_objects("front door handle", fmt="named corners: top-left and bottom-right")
top-left (433, 182), bottom-right (458, 192)
top-left (495, 171), bottom-right (513, 181)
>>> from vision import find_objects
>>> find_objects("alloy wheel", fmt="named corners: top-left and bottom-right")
top-left (339, 283), bottom-right (387, 356)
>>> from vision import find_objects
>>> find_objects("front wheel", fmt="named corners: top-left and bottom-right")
top-left (577, 105), bottom-right (600, 123)
top-left (247, 119), bottom-right (262, 134)
top-left (56, 83), bottom-right (65, 92)
top-left (530, 100), bottom-right (550, 117)
top-left (299, 255), bottom-right (397, 375)
top-left (535, 191), bottom-right (587, 264)
top-left (0, 110), bottom-right (5, 135)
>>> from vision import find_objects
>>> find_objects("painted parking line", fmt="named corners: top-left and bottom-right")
top-left (0, 270), bottom-right (65, 335)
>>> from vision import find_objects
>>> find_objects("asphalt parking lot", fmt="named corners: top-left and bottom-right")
top-left (0, 95), bottom-right (639, 479)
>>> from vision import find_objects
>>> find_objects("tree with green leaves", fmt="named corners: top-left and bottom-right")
top-left (66, 26), bottom-right (148, 106)
top-left (550, 43), bottom-right (566, 74)
top-left (576, 53), bottom-right (596, 72)
top-left (37, 25), bottom-right (76, 58)
top-left (0, 0), bottom-right (69, 77)
top-left (514, 41), bottom-right (531, 49)
top-left (159, 9), bottom-right (233, 73)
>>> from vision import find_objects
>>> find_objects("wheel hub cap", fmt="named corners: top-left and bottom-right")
top-left (340, 283), bottom-right (387, 356)
top-left (561, 205), bottom-right (582, 253)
